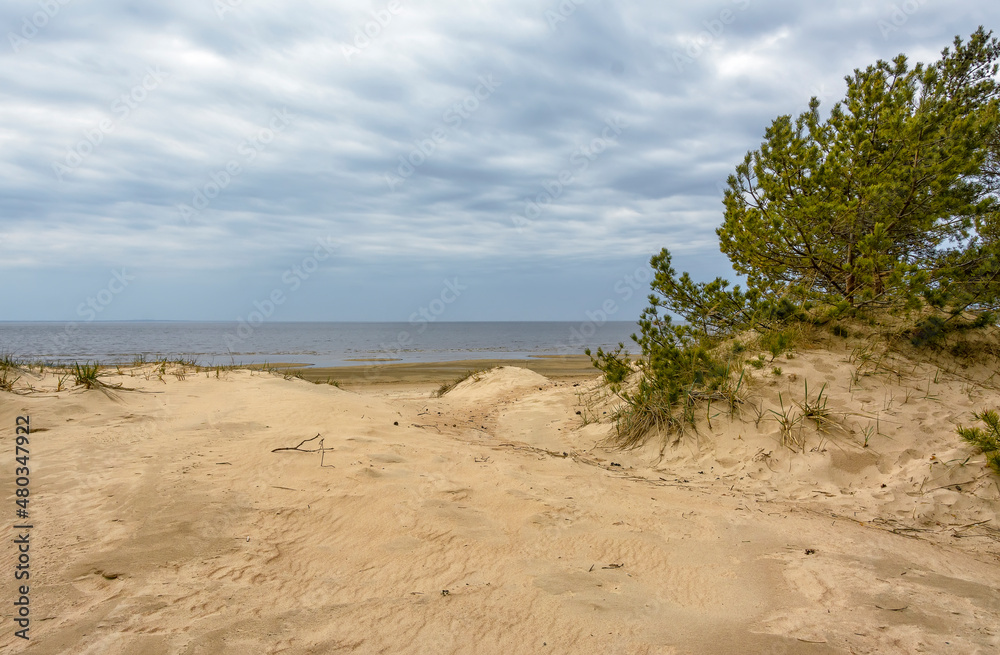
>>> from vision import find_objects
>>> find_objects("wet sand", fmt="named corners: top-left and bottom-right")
top-left (275, 354), bottom-right (600, 386)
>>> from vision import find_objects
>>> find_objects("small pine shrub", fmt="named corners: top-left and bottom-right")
top-left (759, 328), bottom-right (796, 361)
top-left (586, 344), bottom-right (631, 389)
top-left (957, 410), bottom-right (1000, 474)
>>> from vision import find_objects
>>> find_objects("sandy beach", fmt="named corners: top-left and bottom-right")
top-left (8, 3), bottom-right (1000, 653)
top-left (2, 338), bottom-right (999, 654)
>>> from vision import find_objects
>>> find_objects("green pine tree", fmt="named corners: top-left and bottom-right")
top-left (717, 27), bottom-right (1000, 312)
top-left (591, 28), bottom-right (1000, 447)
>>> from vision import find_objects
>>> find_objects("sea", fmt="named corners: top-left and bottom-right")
top-left (0, 321), bottom-right (640, 368)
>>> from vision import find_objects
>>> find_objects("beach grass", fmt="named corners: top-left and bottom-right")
top-left (72, 362), bottom-right (103, 389)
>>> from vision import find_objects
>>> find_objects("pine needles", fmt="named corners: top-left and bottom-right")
top-left (957, 410), bottom-right (1000, 473)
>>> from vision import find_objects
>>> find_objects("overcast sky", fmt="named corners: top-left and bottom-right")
top-left (1, 0), bottom-right (997, 322)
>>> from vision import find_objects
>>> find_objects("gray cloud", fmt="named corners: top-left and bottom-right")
top-left (1, 0), bottom-right (997, 320)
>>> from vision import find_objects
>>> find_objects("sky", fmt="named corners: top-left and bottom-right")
top-left (1, 0), bottom-right (998, 322)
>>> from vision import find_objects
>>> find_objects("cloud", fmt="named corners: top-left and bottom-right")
top-left (1, 0), bottom-right (997, 319)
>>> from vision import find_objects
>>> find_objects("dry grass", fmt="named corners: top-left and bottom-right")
top-left (606, 384), bottom-right (679, 449)
top-left (435, 367), bottom-right (493, 397)
top-left (0, 368), bottom-right (20, 392)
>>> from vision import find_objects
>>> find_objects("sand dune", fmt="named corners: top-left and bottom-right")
top-left (1, 347), bottom-right (998, 654)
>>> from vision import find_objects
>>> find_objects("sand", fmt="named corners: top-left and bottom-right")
top-left (1, 342), bottom-right (998, 654)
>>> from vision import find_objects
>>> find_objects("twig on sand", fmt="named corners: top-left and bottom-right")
top-left (271, 434), bottom-right (324, 452)
top-left (952, 519), bottom-right (991, 532)
top-left (411, 423), bottom-right (441, 432)
top-left (271, 433), bottom-right (335, 467)
top-left (923, 479), bottom-right (978, 493)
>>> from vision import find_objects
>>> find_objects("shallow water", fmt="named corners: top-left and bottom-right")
top-left (0, 321), bottom-right (639, 367)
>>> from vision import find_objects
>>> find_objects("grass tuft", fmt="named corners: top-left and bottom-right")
top-left (797, 381), bottom-right (830, 425)
top-left (1, 352), bottom-right (26, 371)
top-left (768, 392), bottom-right (804, 451)
top-left (0, 369), bottom-right (20, 392)
top-left (758, 327), bottom-right (798, 361)
top-left (607, 381), bottom-right (678, 449)
top-left (71, 362), bottom-right (129, 396)
top-left (72, 362), bottom-right (102, 389)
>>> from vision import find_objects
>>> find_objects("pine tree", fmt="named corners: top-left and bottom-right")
top-left (590, 29), bottom-right (1000, 447)
top-left (717, 27), bottom-right (1000, 312)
